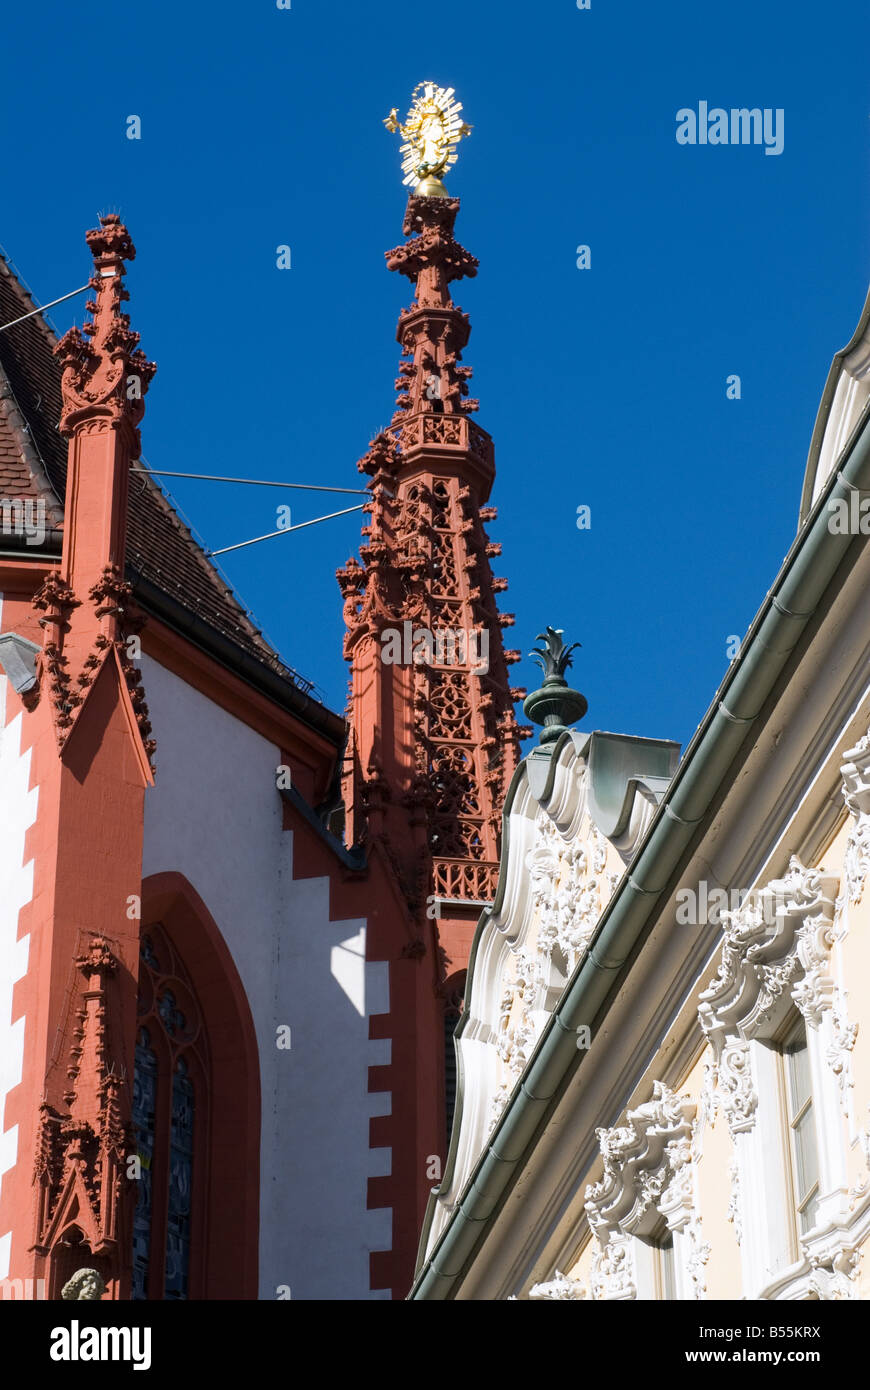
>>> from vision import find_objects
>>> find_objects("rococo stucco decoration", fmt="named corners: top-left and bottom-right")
top-left (698, 857), bottom-right (855, 1134)
top-left (726, 1156), bottom-right (743, 1247)
top-left (420, 731), bottom-right (679, 1267)
top-left (837, 731), bottom-right (870, 919)
top-left (585, 1082), bottom-right (709, 1300)
top-left (806, 1247), bottom-right (861, 1301)
top-left (528, 1269), bottom-right (587, 1300)
top-left (489, 810), bottom-right (610, 1129)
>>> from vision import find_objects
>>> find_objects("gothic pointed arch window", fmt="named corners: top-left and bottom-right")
top-left (131, 923), bottom-right (209, 1301)
top-left (135, 872), bottom-right (261, 1300)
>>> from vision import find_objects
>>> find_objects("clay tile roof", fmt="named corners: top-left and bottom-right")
top-left (0, 399), bottom-right (30, 494)
top-left (0, 247), bottom-right (322, 706)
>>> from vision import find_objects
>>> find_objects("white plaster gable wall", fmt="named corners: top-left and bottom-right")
top-left (0, 597), bottom-right (37, 1280)
top-left (427, 736), bottom-right (646, 1257)
top-left (428, 758), bottom-right (587, 1255)
top-left (811, 328), bottom-right (870, 512)
top-left (139, 655), bottom-right (391, 1300)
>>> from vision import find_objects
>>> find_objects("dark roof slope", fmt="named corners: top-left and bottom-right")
top-left (0, 247), bottom-right (340, 738)
top-left (0, 387), bottom-right (34, 496)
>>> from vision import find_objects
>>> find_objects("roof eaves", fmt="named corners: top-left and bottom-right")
top-left (131, 569), bottom-right (345, 747)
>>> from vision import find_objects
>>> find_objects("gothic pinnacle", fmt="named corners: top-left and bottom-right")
top-left (54, 214), bottom-right (155, 447)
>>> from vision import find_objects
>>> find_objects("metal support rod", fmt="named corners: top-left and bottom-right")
top-left (208, 504), bottom-right (366, 557)
top-left (0, 284), bottom-right (90, 332)
top-left (130, 467), bottom-right (368, 496)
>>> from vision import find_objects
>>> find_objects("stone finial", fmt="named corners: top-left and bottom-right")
top-left (54, 214), bottom-right (156, 443)
top-left (523, 626), bottom-right (588, 746)
top-left (74, 934), bottom-right (118, 978)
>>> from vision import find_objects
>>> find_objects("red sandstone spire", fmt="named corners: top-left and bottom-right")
top-left (2, 219), bottom-right (159, 1300)
top-left (338, 192), bottom-right (528, 958)
top-left (31, 215), bottom-right (156, 768)
top-left (56, 214), bottom-right (154, 589)
top-left (387, 197), bottom-right (481, 422)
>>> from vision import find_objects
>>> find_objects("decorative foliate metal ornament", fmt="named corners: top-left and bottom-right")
top-left (384, 81), bottom-right (472, 197)
top-left (524, 627), bottom-right (588, 746)
top-left (530, 627), bottom-right (581, 682)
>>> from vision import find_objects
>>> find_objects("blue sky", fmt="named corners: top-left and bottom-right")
top-left (2, 0), bottom-right (868, 752)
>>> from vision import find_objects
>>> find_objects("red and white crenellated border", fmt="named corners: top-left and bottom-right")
top-left (0, 597), bottom-right (37, 1280)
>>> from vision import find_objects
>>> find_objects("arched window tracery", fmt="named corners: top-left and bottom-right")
top-left (131, 922), bottom-right (209, 1301)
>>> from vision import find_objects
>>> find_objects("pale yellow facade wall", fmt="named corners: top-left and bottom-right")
top-left (563, 1050), bottom-right (743, 1299)
top-left (820, 818), bottom-right (870, 1199)
top-left (540, 807), bottom-right (870, 1300)
top-left (678, 1050), bottom-right (743, 1298)
top-left (820, 814), bottom-right (870, 1297)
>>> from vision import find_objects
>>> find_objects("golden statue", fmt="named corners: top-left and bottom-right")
top-left (384, 82), bottom-right (471, 197)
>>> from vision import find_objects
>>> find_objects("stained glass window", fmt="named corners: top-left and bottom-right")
top-left (158, 989), bottom-right (186, 1037)
top-left (131, 923), bottom-right (207, 1300)
top-left (131, 1028), bottom-right (157, 1302)
top-left (164, 1059), bottom-right (195, 1300)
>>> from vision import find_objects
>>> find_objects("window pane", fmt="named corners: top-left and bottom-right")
top-left (792, 1106), bottom-right (820, 1206)
top-left (798, 1187), bottom-right (820, 1236)
top-left (785, 1029), bottom-right (812, 1113)
top-left (781, 1018), bottom-right (821, 1240)
top-left (164, 1057), bottom-right (195, 1300)
top-left (131, 1028), bottom-right (157, 1301)
top-left (658, 1233), bottom-right (676, 1301)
